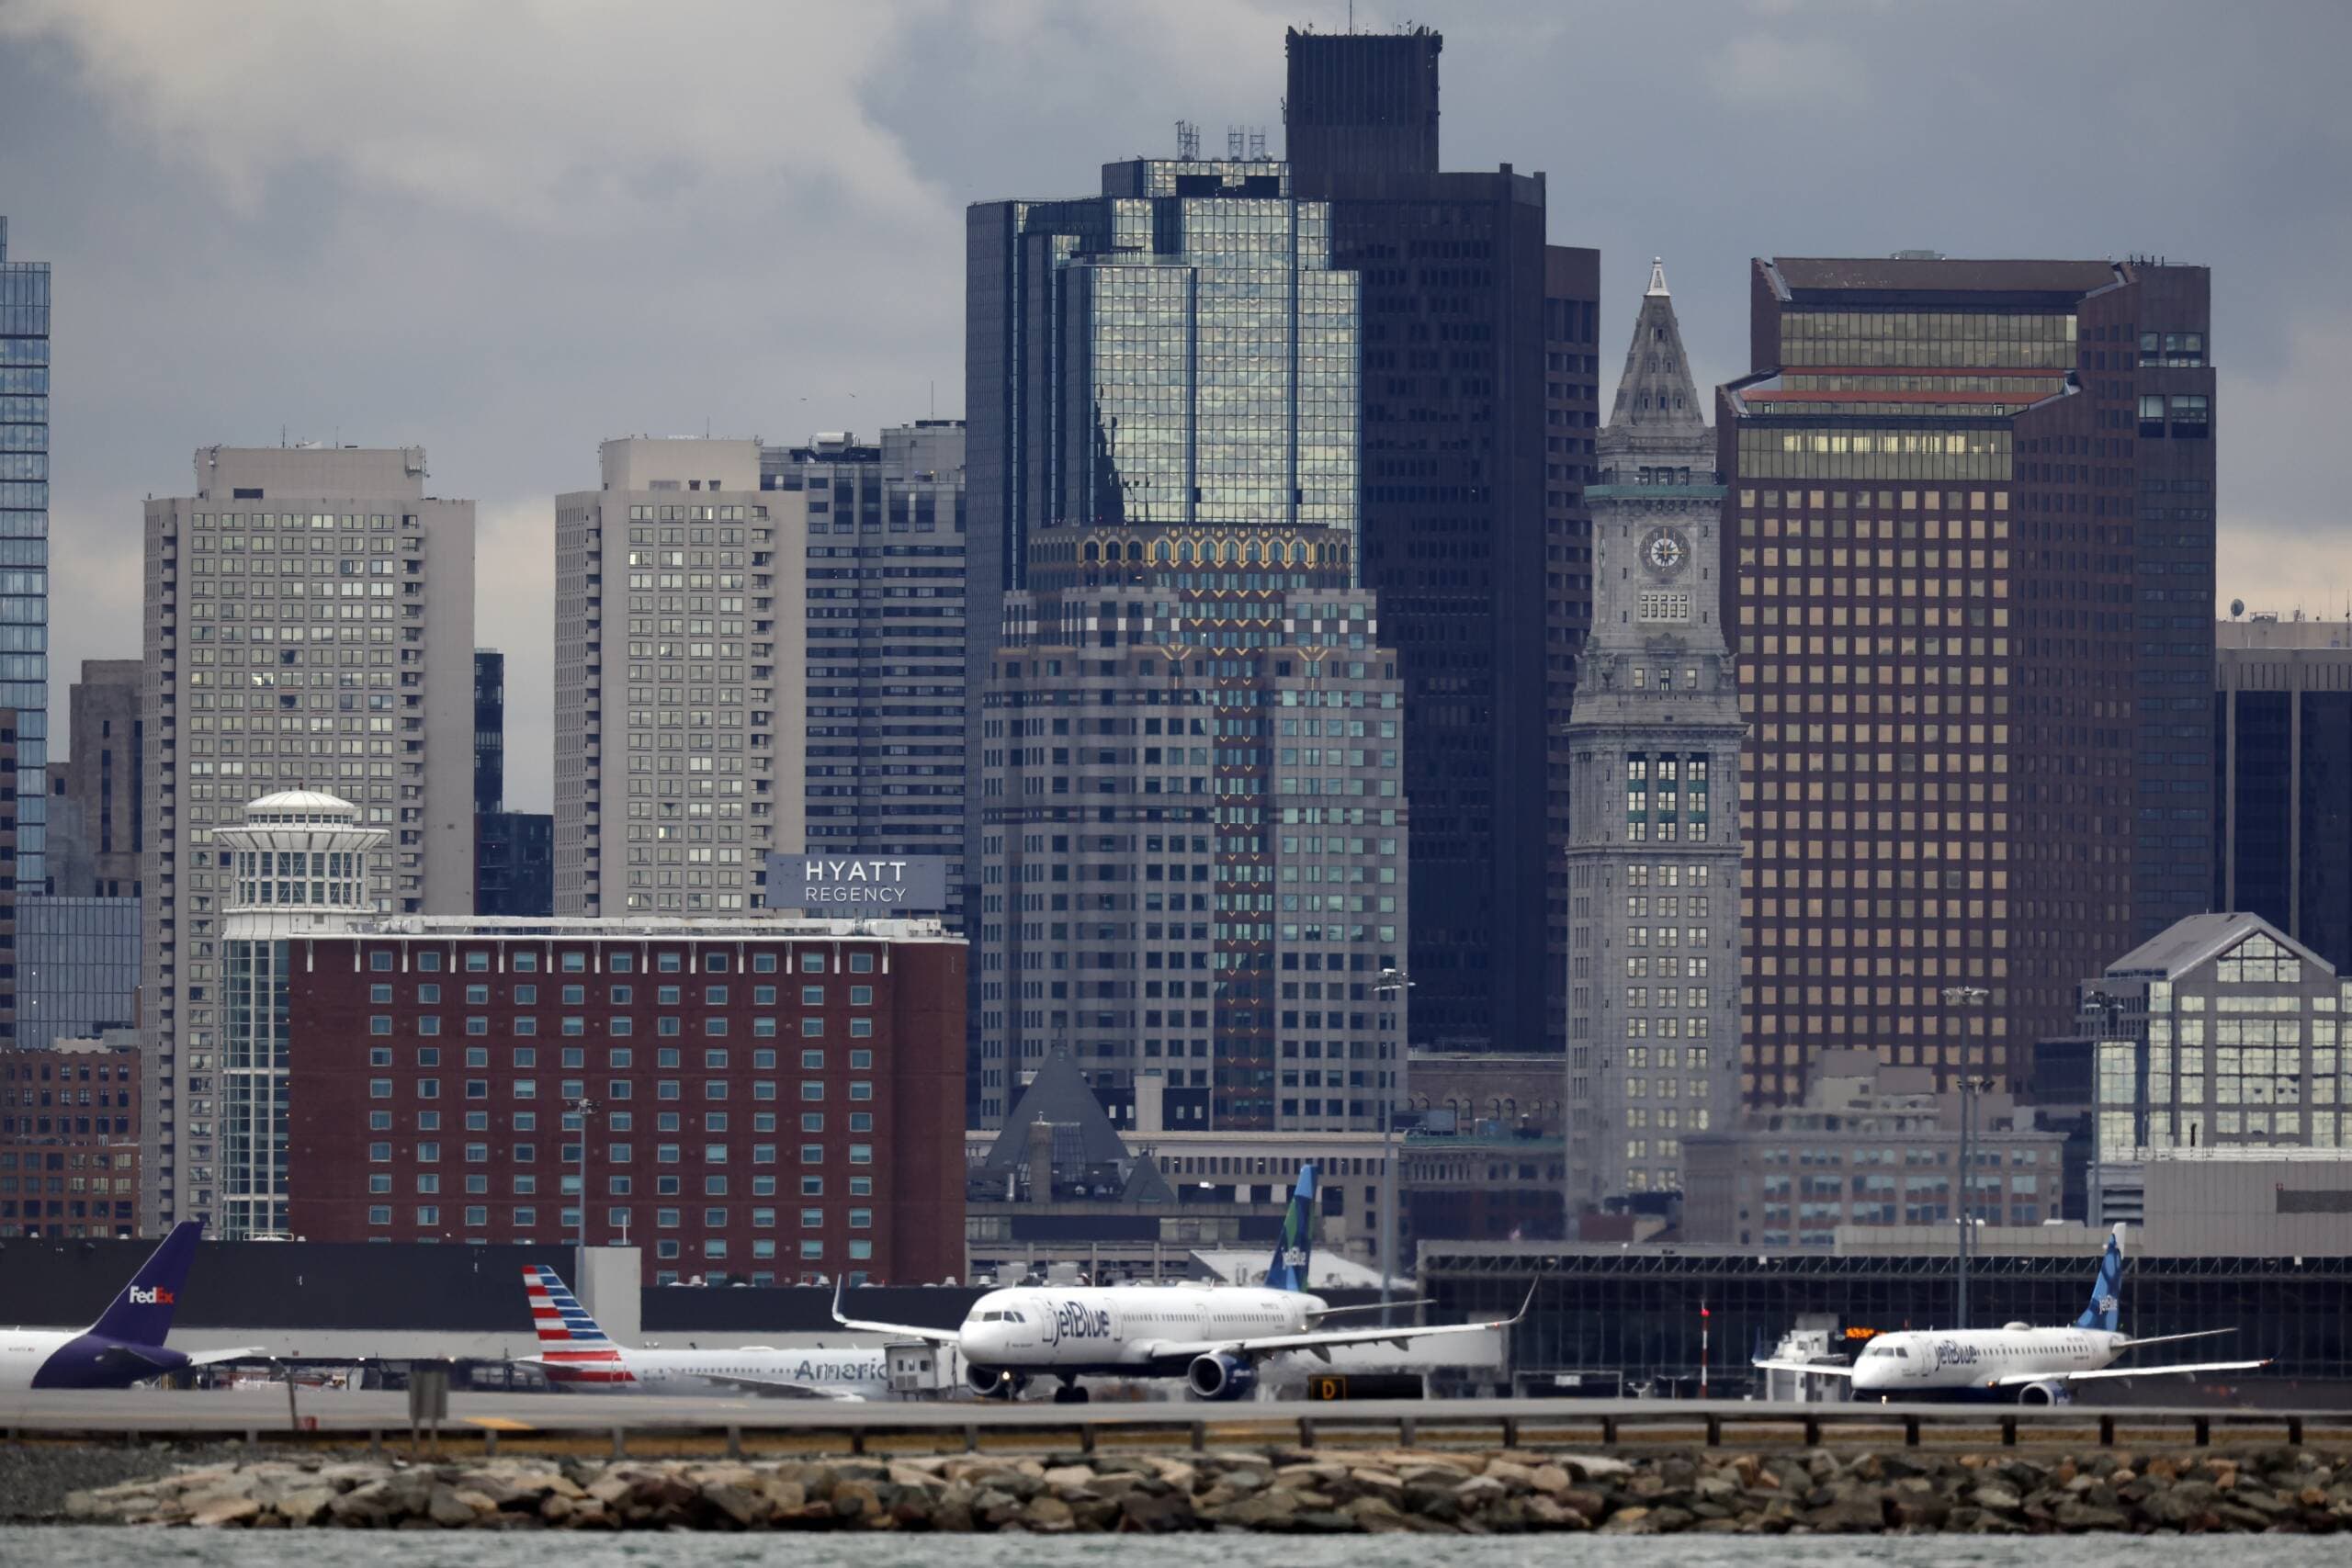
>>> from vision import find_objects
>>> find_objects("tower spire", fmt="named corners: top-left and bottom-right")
top-left (1601, 258), bottom-right (1710, 465)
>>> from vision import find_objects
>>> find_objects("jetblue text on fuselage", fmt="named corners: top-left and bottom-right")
top-left (1932, 1338), bottom-right (1980, 1371)
top-left (1045, 1300), bottom-right (1114, 1346)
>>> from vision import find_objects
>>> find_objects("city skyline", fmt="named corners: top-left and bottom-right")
top-left (4, 1), bottom-right (2345, 810)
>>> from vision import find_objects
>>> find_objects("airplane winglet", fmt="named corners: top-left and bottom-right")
top-left (830, 1275), bottom-right (848, 1326)
top-left (1507, 1283), bottom-right (1536, 1326)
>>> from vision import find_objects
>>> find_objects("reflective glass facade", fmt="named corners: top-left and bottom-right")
top-left (0, 219), bottom-right (49, 888)
top-left (15, 895), bottom-right (139, 1052)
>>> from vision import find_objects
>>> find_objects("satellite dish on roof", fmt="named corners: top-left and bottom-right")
top-left (2230, 599), bottom-right (2245, 619)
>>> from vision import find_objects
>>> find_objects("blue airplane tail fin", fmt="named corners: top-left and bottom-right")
top-left (2075, 1222), bottom-right (2125, 1331)
top-left (1264, 1164), bottom-right (1317, 1292)
top-left (86, 1220), bottom-right (204, 1345)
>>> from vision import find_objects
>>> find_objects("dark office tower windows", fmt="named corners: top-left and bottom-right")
top-left (474, 649), bottom-right (504, 816)
top-left (1721, 255), bottom-right (2216, 1104)
top-left (1286, 27), bottom-right (1575, 1056)
top-left (1544, 246), bottom-right (1602, 1055)
top-left (1283, 25), bottom-right (1441, 180)
top-left (0, 220), bottom-right (48, 891)
top-left (2216, 621), bottom-right (2352, 974)
top-left (0, 713), bottom-right (15, 1040)
top-left (762, 422), bottom-right (967, 927)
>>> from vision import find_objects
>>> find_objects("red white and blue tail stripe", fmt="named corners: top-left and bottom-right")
top-left (522, 1264), bottom-right (636, 1386)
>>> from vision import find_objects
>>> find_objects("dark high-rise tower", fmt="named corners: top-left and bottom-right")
top-left (1282, 26), bottom-right (1442, 179)
top-left (0, 219), bottom-right (49, 892)
top-left (1283, 28), bottom-right (1592, 1055)
top-left (470, 647), bottom-right (550, 918)
top-left (1721, 255), bottom-right (2215, 1102)
top-left (474, 649), bottom-right (504, 816)
top-left (2215, 618), bottom-right (2352, 975)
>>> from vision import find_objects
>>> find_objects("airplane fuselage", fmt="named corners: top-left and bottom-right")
top-left (1851, 1325), bottom-right (2124, 1397)
top-left (0, 1330), bottom-right (192, 1391)
top-left (537, 1345), bottom-right (888, 1397)
top-left (956, 1285), bottom-right (1324, 1375)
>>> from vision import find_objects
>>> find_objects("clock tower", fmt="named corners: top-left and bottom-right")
top-left (1564, 261), bottom-right (1743, 1218)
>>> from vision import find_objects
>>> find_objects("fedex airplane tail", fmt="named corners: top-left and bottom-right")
top-left (86, 1220), bottom-right (203, 1344)
top-left (521, 1264), bottom-right (633, 1384)
top-left (2075, 1221), bottom-right (2126, 1333)
top-left (1263, 1164), bottom-right (1317, 1292)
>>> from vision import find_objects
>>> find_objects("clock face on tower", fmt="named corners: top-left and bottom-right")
top-left (1644, 527), bottom-right (1689, 574)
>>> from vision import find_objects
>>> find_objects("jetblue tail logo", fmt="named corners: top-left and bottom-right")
top-left (1265, 1165), bottom-right (1317, 1292)
top-left (2075, 1225), bottom-right (2126, 1332)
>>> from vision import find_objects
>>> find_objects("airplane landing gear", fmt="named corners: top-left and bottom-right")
top-left (1051, 1381), bottom-right (1091, 1404)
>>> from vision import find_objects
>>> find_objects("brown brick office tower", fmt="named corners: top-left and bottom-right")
top-left (1721, 257), bottom-right (2214, 1103)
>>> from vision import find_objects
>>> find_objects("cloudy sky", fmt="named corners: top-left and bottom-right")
top-left (3, 0), bottom-right (2346, 810)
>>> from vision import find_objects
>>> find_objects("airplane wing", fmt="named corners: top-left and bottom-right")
top-left (1750, 1359), bottom-right (1855, 1379)
top-left (2120, 1328), bottom-right (2237, 1351)
top-left (88, 1343), bottom-right (180, 1376)
top-left (1153, 1287), bottom-right (1531, 1363)
top-left (830, 1279), bottom-right (959, 1346)
top-left (1306, 1300), bottom-right (1428, 1324)
top-left (1993, 1358), bottom-right (2268, 1387)
top-left (184, 1347), bottom-right (268, 1367)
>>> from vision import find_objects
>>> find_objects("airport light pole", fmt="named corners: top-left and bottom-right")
top-left (1941, 985), bottom-right (1990, 1329)
top-left (1374, 966), bottom-right (1413, 1317)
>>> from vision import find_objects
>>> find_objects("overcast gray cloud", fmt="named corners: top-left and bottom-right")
top-left (4, 0), bottom-right (2346, 808)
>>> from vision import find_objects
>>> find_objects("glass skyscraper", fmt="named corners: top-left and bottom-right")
top-left (0, 218), bottom-right (50, 889)
top-left (967, 153), bottom-right (1411, 1136)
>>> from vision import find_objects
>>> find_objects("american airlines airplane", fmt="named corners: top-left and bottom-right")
top-left (836, 1163), bottom-right (1529, 1402)
top-left (519, 1264), bottom-right (887, 1398)
top-left (0, 1221), bottom-right (258, 1390)
top-left (1755, 1222), bottom-right (2265, 1404)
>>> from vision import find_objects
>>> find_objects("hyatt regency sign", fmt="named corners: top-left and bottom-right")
top-left (771, 853), bottom-right (947, 913)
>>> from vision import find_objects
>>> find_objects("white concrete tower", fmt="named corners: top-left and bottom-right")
top-left (216, 790), bottom-right (385, 1237)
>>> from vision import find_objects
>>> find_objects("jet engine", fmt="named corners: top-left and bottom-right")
top-left (2014, 1379), bottom-right (2073, 1406)
top-left (967, 1363), bottom-right (1026, 1398)
top-left (1185, 1351), bottom-right (1259, 1401)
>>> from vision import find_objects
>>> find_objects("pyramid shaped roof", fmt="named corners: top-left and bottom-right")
top-left (1599, 258), bottom-right (1711, 474)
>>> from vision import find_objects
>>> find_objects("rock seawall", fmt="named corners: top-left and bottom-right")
top-left (55, 1445), bottom-right (2352, 1533)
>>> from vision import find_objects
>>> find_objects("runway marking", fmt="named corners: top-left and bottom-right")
top-left (466, 1416), bottom-right (536, 1431)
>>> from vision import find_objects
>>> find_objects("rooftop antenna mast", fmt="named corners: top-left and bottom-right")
top-left (1176, 120), bottom-right (1199, 160)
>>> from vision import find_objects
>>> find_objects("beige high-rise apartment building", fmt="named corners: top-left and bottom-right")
top-left (554, 439), bottom-right (805, 916)
top-left (141, 445), bottom-right (475, 1232)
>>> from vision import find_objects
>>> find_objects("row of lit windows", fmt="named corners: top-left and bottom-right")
top-left (361, 948), bottom-right (876, 976)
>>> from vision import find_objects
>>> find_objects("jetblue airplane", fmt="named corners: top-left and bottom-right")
top-left (0, 1221), bottom-right (258, 1390)
top-left (1756, 1223), bottom-right (2266, 1404)
top-left (519, 1264), bottom-right (886, 1398)
top-left (836, 1163), bottom-right (1529, 1402)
